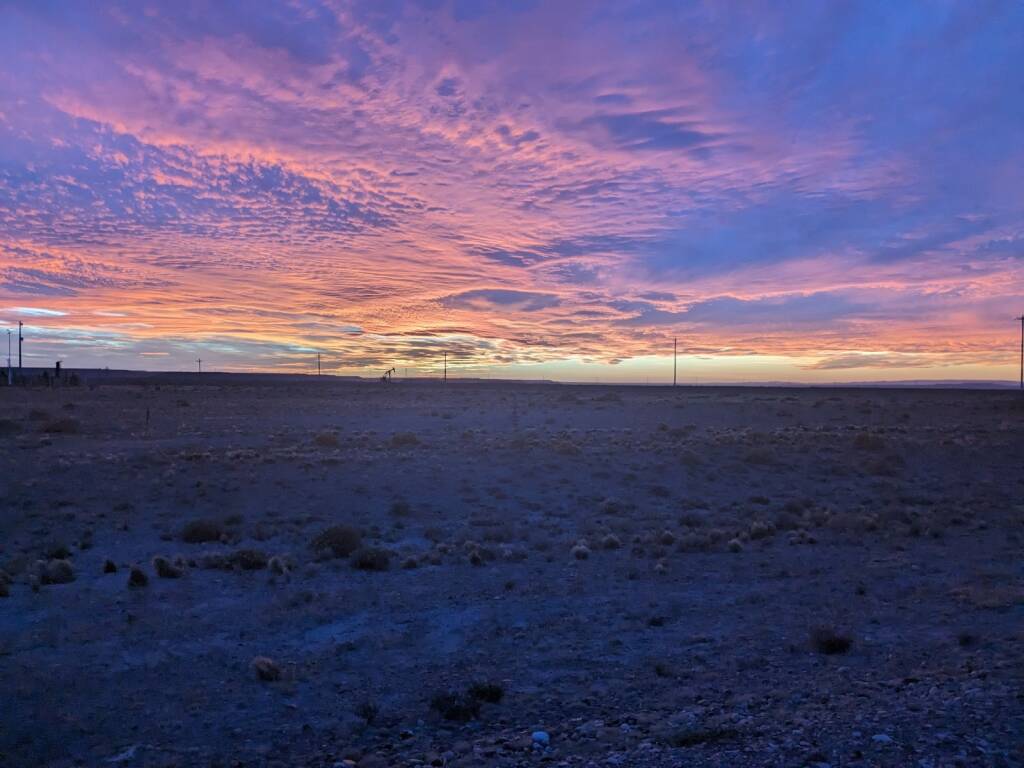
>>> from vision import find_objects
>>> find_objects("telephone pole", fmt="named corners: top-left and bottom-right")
top-left (443, 351), bottom-right (447, 383)
top-left (196, 357), bottom-right (202, 373)
top-left (1016, 315), bottom-right (1024, 390)
top-left (18, 320), bottom-right (23, 370)
top-left (317, 352), bottom-right (321, 376)
top-left (673, 337), bottom-right (677, 387)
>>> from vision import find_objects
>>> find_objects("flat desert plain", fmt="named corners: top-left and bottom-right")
top-left (0, 378), bottom-right (1022, 768)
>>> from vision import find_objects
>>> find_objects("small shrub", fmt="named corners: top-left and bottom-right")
top-left (311, 525), bottom-right (362, 558)
top-left (351, 547), bottom-right (390, 572)
top-left (313, 432), bottom-right (340, 448)
top-left (127, 565), bottom-right (148, 588)
top-left (268, 555), bottom-right (291, 575)
top-left (743, 447), bottom-right (777, 466)
top-left (103, 559), bottom-right (117, 574)
top-left (571, 543), bottom-right (590, 560)
top-left (601, 533), bottom-right (622, 550)
top-left (153, 555), bottom-right (183, 578)
top-left (853, 432), bottom-right (886, 451)
top-left (430, 691), bottom-right (481, 722)
top-left (468, 681), bottom-right (504, 703)
top-left (390, 432), bottom-right (420, 448)
top-left (355, 701), bottom-right (379, 725)
top-left (229, 549), bottom-right (268, 570)
top-left (42, 417), bottom-right (80, 434)
top-left (251, 656), bottom-right (281, 682)
top-left (45, 542), bottom-right (71, 560)
top-left (181, 519), bottom-right (223, 544)
top-left (811, 627), bottom-right (853, 655)
top-left (38, 559), bottom-right (75, 585)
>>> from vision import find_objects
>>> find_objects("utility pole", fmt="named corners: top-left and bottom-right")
top-left (1017, 315), bottom-right (1024, 390)
top-left (317, 352), bottom-right (321, 376)
top-left (6, 329), bottom-right (11, 385)
top-left (196, 357), bottom-right (202, 373)
top-left (673, 337), bottom-right (677, 388)
top-left (443, 351), bottom-right (447, 383)
top-left (18, 320), bottom-right (23, 371)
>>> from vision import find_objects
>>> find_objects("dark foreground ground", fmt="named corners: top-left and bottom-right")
top-left (0, 379), bottom-right (1022, 767)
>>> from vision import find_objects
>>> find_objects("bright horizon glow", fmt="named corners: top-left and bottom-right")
top-left (2, 2), bottom-right (1023, 383)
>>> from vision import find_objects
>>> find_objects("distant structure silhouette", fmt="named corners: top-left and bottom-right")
top-left (380, 367), bottom-right (395, 383)
top-left (196, 357), bottom-right (202, 373)
top-left (443, 351), bottom-right (447, 383)
top-left (18, 320), bottom-right (23, 370)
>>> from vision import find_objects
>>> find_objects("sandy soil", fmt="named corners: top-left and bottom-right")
top-left (0, 378), bottom-right (1022, 768)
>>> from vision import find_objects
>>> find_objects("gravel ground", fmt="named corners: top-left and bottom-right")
top-left (1, 378), bottom-right (1021, 767)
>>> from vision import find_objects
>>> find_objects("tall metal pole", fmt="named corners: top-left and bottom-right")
top-left (673, 337), bottom-right (677, 388)
top-left (6, 329), bottom-right (11, 385)
top-left (317, 352), bottom-right (321, 376)
top-left (18, 320), bottom-right (23, 370)
top-left (1017, 315), bottom-right (1024, 390)
top-left (196, 357), bottom-right (202, 373)
top-left (443, 351), bottom-right (447, 383)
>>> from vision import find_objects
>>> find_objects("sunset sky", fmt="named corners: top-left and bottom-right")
top-left (2, 1), bottom-right (1023, 382)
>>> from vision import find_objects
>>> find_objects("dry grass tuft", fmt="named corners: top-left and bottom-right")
top-left (251, 656), bottom-right (281, 682)
top-left (430, 691), bottom-right (481, 722)
top-left (229, 549), bottom-right (268, 570)
top-left (37, 558), bottom-right (75, 585)
top-left (268, 555), bottom-right (291, 575)
top-left (468, 681), bottom-right (504, 703)
top-left (313, 431), bottom-right (340, 448)
top-left (601, 533), bottom-right (622, 550)
top-left (351, 547), bottom-right (390, 571)
top-left (811, 626), bottom-right (853, 654)
top-left (571, 542), bottom-right (591, 560)
top-left (311, 525), bottom-right (362, 558)
top-left (181, 518), bottom-right (224, 544)
top-left (390, 432), bottom-right (420, 448)
top-left (853, 431), bottom-right (886, 451)
top-left (41, 417), bottom-right (80, 435)
top-left (153, 555), bottom-right (183, 578)
top-left (128, 565), bottom-right (149, 588)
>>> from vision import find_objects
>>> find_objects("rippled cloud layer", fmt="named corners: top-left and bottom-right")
top-left (2, 1), bottom-right (1022, 380)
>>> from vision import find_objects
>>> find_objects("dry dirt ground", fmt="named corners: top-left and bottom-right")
top-left (0, 377), bottom-right (1022, 768)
